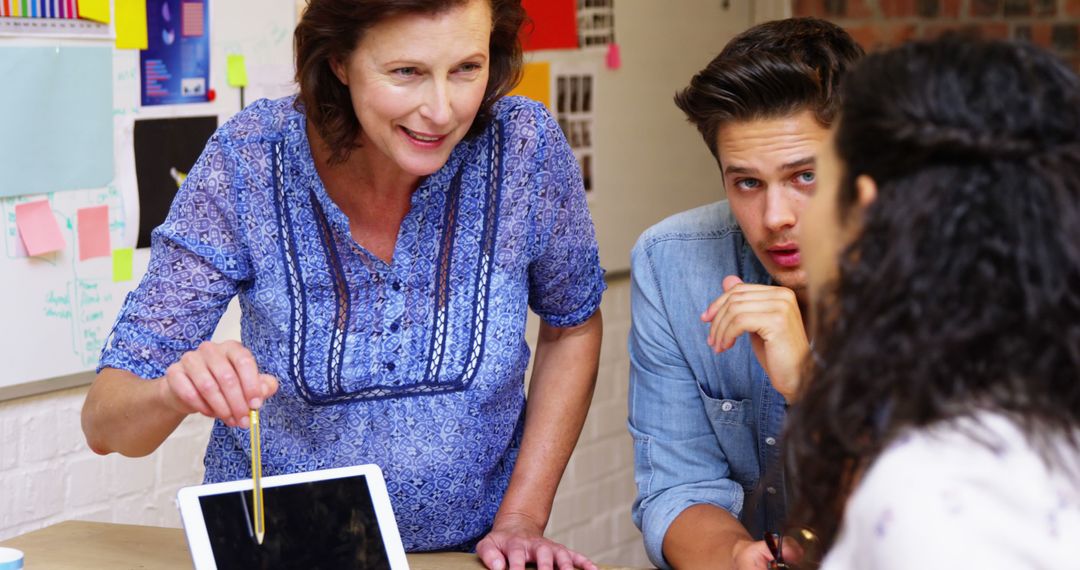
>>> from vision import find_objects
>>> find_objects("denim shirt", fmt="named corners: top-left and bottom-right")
top-left (628, 201), bottom-right (789, 569)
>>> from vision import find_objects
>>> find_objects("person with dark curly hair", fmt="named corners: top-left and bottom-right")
top-left (628, 18), bottom-right (862, 570)
top-left (791, 36), bottom-right (1080, 568)
top-left (81, 1), bottom-right (605, 567)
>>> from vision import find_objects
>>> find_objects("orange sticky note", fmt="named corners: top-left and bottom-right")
top-left (115, 0), bottom-right (149, 50)
top-left (77, 205), bottom-right (111, 261)
top-left (77, 0), bottom-right (110, 23)
top-left (15, 200), bottom-right (66, 257)
top-left (509, 61), bottom-right (552, 111)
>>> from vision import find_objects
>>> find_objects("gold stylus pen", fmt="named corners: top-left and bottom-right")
top-left (250, 409), bottom-right (265, 545)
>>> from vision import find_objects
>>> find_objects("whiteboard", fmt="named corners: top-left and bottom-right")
top-left (0, 0), bottom-right (296, 398)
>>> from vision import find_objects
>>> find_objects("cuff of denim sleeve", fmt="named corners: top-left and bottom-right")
top-left (640, 488), bottom-right (745, 570)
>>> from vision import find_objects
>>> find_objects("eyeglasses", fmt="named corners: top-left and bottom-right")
top-left (765, 532), bottom-right (793, 569)
top-left (765, 527), bottom-right (821, 570)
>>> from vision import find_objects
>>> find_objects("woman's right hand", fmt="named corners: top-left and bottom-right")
top-left (159, 340), bottom-right (279, 429)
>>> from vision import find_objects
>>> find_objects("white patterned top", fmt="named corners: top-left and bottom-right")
top-left (823, 411), bottom-right (1080, 569)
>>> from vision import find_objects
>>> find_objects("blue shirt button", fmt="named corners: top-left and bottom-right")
top-left (390, 322), bottom-right (400, 332)
top-left (385, 362), bottom-right (396, 371)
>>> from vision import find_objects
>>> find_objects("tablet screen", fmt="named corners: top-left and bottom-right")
top-left (197, 473), bottom-right (391, 569)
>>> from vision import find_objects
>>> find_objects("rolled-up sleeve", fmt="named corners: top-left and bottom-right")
top-left (628, 238), bottom-right (744, 569)
top-left (98, 132), bottom-right (253, 379)
top-left (523, 100), bottom-right (605, 328)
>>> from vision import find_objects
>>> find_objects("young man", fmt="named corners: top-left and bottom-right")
top-left (628, 18), bottom-right (863, 570)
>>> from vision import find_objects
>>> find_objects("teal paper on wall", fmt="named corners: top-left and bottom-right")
top-left (0, 46), bottom-right (114, 197)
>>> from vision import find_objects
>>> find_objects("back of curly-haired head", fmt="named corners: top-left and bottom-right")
top-left (674, 17), bottom-right (863, 159)
top-left (786, 35), bottom-right (1080, 550)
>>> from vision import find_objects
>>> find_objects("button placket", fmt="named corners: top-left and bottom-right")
top-left (382, 271), bottom-right (405, 375)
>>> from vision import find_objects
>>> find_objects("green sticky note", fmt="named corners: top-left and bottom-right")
top-left (112, 247), bottom-right (134, 282)
top-left (227, 55), bottom-right (249, 87)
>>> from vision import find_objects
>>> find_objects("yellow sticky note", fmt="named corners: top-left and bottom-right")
top-left (78, 0), bottom-right (110, 24)
top-left (509, 61), bottom-right (551, 111)
top-left (115, 0), bottom-right (148, 50)
top-left (112, 247), bottom-right (134, 282)
top-left (227, 55), bottom-right (249, 87)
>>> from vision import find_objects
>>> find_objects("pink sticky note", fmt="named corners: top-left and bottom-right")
top-left (78, 205), bottom-right (111, 261)
top-left (15, 200), bottom-right (66, 257)
top-left (605, 42), bottom-right (622, 70)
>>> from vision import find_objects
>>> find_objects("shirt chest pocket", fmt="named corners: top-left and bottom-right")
top-left (698, 384), bottom-right (761, 491)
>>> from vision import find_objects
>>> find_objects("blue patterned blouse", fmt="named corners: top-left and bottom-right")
top-left (99, 95), bottom-right (606, 551)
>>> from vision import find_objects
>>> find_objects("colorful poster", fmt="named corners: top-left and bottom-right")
top-left (0, 1), bottom-right (111, 37)
top-left (141, 0), bottom-right (210, 105)
top-left (132, 116), bottom-right (218, 247)
top-left (2, 0), bottom-right (80, 18)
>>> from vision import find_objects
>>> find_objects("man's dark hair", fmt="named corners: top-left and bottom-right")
top-left (674, 18), bottom-right (863, 158)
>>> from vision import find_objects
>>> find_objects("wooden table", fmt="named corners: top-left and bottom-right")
top-left (0, 521), bottom-right (646, 569)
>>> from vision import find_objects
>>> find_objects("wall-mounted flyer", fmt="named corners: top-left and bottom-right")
top-left (141, 0), bottom-right (210, 106)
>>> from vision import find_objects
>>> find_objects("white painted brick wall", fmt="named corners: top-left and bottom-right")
top-left (543, 276), bottom-right (650, 567)
top-left (0, 388), bottom-right (213, 536)
top-left (0, 275), bottom-right (650, 567)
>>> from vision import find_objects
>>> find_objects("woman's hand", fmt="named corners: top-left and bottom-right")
top-left (159, 340), bottom-right (279, 428)
top-left (476, 513), bottom-right (597, 570)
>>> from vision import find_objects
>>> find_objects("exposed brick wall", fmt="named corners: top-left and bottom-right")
top-left (0, 275), bottom-right (649, 567)
top-left (793, 0), bottom-right (1080, 68)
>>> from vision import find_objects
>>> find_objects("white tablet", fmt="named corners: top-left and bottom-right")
top-left (177, 464), bottom-right (409, 570)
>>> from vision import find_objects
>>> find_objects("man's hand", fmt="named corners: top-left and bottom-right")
top-left (733, 538), bottom-right (777, 569)
top-left (733, 537), bottom-right (805, 569)
top-left (701, 276), bottom-right (809, 402)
